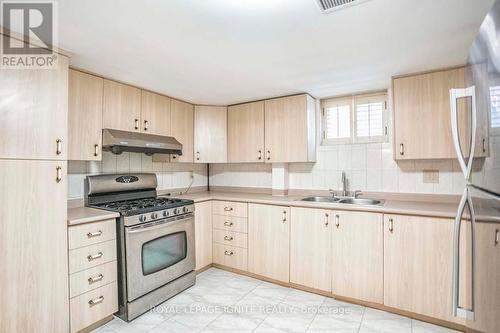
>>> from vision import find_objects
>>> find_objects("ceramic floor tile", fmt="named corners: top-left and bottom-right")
top-left (203, 312), bottom-right (265, 331)
top-left (90, 325), bottom-right (116, 333)
top-left (147, 318), bottom-right (197, 333)
top-left (257, 304), bottom-right (316, 333)
top-left (359, 318), bottom-right (412, 333)
top-left (282, 289), bottom-right (326, 310)
top-left (411, 320), bottom-right (461, 333)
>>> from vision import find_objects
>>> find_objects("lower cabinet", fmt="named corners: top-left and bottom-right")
top-left (332, 211), bottom-right (383, 304)
top-left (290, 207), bottom-right (333, 292)
top-left (248, 204), bottom-right (290, 283)
top-left (384, 214), bottom-right (458, 323)
top-left (194, 201), bottom-right (212, 270)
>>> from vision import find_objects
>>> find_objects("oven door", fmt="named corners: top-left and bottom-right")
top-left (124, 213), bottom-right (195, 301)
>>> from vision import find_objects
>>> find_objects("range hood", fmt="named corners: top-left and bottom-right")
top-left (102, 129), bottom-right (183, 156)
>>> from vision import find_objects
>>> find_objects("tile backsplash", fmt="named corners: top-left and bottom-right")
top-left (68, 151), bottom-right (208, 199)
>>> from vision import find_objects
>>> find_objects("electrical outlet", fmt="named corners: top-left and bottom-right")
top-left (422, 170), bottom-right (439, 184)
top-left (189, 171), bottom-right (194, 179)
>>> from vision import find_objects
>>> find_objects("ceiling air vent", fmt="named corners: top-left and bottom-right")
top-left (316, 0), bottom-right (370, 13)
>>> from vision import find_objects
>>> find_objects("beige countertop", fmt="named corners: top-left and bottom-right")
top-left (170, 191), bottom-right (500, 223)
top-left (68, 207), bottom-right (120, 226)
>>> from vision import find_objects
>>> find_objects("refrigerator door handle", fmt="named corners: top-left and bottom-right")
top-left (452, 187), bottom-right (476, 320)
top-left (450, 86), bottom-right (477, 181)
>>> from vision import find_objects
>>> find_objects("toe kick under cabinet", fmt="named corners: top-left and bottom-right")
top-left (68, 219), bottom-right (118, 333)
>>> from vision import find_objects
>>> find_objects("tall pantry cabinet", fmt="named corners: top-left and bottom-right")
top-left (0, 32), bottom-right (70, 332)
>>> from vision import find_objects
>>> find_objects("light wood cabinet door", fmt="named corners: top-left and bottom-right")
top-left (228, 101), bottom-right (265, 163)
top-left (468, 222), bottom-right (500, 333)
top-left (103, 79), bottom-right (142, 132)
top-left (264, 94), bottom-right (316, 163)
top-left (141, 90), bottom-right (171, 136)
top-left (195, 201), bottom-right (212, 270)
top-left (393, 67), bottom-right (466, 160)
top-left (194, 105), bottom-right (227, 163)
top-left (0, 51), bottom-right (68, 160)
top-left (248, 204), bottom-right (290, 282)
top-left (168, 99), bottom-right (194, 163)
top-left (68, 69), bottom-right (103, 161)
top-left (0, 160), bottom-right (68, 333)
top-left (332, 211), bottom-right (383, 303)
top-left (290, 207), bottom-right (332, 292)
top-left (384, 214), bottom-right (459, 323)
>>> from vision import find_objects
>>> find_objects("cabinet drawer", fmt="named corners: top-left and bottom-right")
top-left (70, 282), bottom-right (118, 333)
top-left (213, 229), bottom-right (248, 248)
top-left (213, 214), bottom-right (248, 233)
top-left (69, 261), bottom-right (117, 298)
top-left (212, 201), bottom-right (248, 217)
top-left (69, 240), bottom-right (117, 274)
top-left (213, 243), bottom-right (247, 271)
top-left (68, 219), bottom-right (116, 250)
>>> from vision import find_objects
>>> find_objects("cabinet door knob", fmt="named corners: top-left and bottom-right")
top-left (144, 120), bottom-right (149, 131)
top-left (87, 230), bottom-right (103, 238)
top-left (224, 250), bottom-right (234, 256)
top-left (483, 139), bottom-right (486, 153)
top-left (266, 150), bottom-right (271, 160)
top-left (87, 252), bottom-right (103, 261)
top-left (94, 144), bottom-right (99, 157)
top-left (88, 296), bottom-right (104, 306)
top-left (134, 119), bottom-right (139, 130)
top-left (495, 229), bottom-right (499, 246)
top-left (389, 218), bottom-right (394, 233)
top-left (56, 139), bottom-right (62, 155)
top-left (258, 150), bottom-right (262, 160)
top-left (335, 214), bottom-right (340, 228)
top-left (56, 166), bottom-right (62, 183)
top-left (224, 221), bottom-right (233, 227)
top-left (324, 213), bottom-right (329, 227)
top-left (282, 210), bottom-right (287, 223)
top-left (88, 274), bottom-right (104, 284)
top-left (224, 236), bottom-right (234, 241)
top-left (399, 143), bottom-right (404, 156)
top-left (196, 152), bottom-right (200, 161)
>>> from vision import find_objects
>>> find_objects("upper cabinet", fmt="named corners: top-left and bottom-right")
top-left (0, 44), bottom-right (69, 160)
top-left (68, 69), bottom-right (104, 161)
top-left (103, 80), bottom-right (142, 132)
top-left (264, 94), bottom-right (316, 163)
top-left (141, 91), bottom-right (171, 136)
top-left (393, 66), bottom-right (489, 160)
top-left (228, 101), bottom-right (265, 163)
top-left (194, 105), bottom-right (227, 163)
top-left (170, 99), bottom-right (194, 163)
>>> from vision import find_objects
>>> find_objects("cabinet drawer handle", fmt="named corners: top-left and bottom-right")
top-left (224, 236), bottom-right (234, 241)
top-left (258, 150), bottom-right (262, 160)
top-left (172, 155), bottom-right (177, 160)
top-left (56, 166), bottom-right (62, 183)
top-left (335, 214), bottom-right (340, 228)
top-left (282, 210), bottom-right (287, 223)
top-left (483, 139), bottom-right (486, 153)
top-left (88, 274), bottom-right (104, 284)
top-left (224, 221), bottom-right (233, 227)
top-left (399, 143), bottom-right (404, 156)
top-left (224, 250), bottom-right (234, 256)
top-left (196, 151), bottom-right (200, 161)
top-left (324, 213), bottom-right (329, 227)
top-left (144, 120), bottom-right (149, 131)
top-left (224, 206), bottom-right (233, 212)
top-left (56, 139), bottom-right (62, 155)
top-left (87, 252), bottom-right (103, 261)
top-left (88, 296), bottom-right (104, 306)
top-left (87, 230), bottom-right (103, 238)
top-left (389, 218), bottom-right (394, 233)
top-left (495, 229), bottom-right (499, 246)
top-left (266, 150), bottom-right (271, 160)
top-left (134, 119), bottom-right (139, 130)
top-left (94, 144), bottom-right (99, 157)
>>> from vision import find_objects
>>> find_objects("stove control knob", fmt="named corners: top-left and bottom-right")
top-left (151, 213), bottom-right (158, 219)
top-left (183, 207), bottom-right (187, 213)
top-left (139, 215), bottom-right (146, 222)
top-left (163, 210), bottom-right (167, 217)
top-left (173, 208), bottom-right (178, 215)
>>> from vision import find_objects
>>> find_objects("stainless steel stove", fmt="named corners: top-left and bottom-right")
top-left (85, 173), bottom-right (196, 322)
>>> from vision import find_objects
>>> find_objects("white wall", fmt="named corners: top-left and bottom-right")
top-left (68, 151), bottom-right (208, 199)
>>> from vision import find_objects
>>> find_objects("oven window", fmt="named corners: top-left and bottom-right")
top-left (141, 231), bottom-right (187, 275)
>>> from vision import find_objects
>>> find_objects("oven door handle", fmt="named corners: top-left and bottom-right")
top-left (126, 214), bottom-right (193, 234)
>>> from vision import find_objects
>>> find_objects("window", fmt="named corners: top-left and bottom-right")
top-left (490, 86), bottom-right (500, 132)
top-left (322, 92), bottom-right (388, 145)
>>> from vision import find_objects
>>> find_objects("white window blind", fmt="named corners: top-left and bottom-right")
top-left (355, 95), bottom-right (386, 141)
top-left (323, 99), bottom-right (351, 142)
top-left (490, 86), bottom-right (500, 129)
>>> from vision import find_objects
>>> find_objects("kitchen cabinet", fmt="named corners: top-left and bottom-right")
top-left (228, 101), bottom-right (265, 163)
top-left (392, 66), bottom-right (489, 160)
top-left (248, 204), bottom-right (290, 282)
top-left (0, 160), bottom-right (68, 333)
top-left (332, 211), bottom-right (383, 303)
top-left (194, 105), bottom-right (227, 163)
top-left (103, 79), bottom-right (142, 132)
top-left (0, 46), bottom-right (69, 160)
top-left (384, 214), bottom-right (459, 323)
top-left (264, 94), bottom-right (316, 163)
top-left (290, 207), bottom-right (332, 292)
top-left (141, 90), bottom-right (171, 136)
top-left (194, 201), bottom-right (213, 270)
top-left (170, 99), bottom-right (194, 162)
top-left (68, 69), bottom-right (104, 161)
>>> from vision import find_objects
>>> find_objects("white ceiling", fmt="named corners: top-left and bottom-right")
top-left (57, 0), bottom-right (494, 105)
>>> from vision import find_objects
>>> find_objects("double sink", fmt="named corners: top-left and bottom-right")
top-left (300, 196), bottom-right (384, 206)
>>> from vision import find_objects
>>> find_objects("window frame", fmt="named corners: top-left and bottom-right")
top-left (321, 91), bottom-right (388, 145)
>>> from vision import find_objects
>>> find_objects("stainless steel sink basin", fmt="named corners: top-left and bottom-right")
top-left (300, 196), bottom-right (340, 203)
top-left (337, 198), bottom-right (384, 206)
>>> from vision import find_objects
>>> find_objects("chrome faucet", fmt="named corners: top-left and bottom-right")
top-left (341, 171), bottom-right (347, 197)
